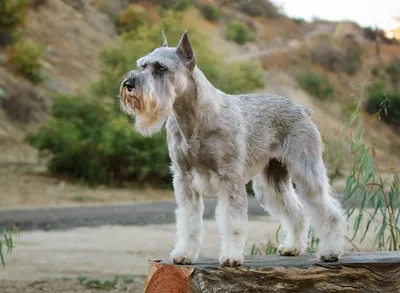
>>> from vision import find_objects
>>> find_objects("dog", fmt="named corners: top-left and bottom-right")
top-left (119, 29), bottom-right (346, 267)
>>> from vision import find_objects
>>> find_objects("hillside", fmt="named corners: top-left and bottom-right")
top-left (0, 0), bottom-right (399, 207)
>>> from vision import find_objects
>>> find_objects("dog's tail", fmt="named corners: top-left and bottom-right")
top-left (300, 105), bottom-right (313, 117)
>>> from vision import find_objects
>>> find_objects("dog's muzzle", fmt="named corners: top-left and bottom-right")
top-left (120, 78), bottom-right (144, 113)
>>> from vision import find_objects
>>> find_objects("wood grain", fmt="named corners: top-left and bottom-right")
top-left (143, 252), bottom-right (400, 293)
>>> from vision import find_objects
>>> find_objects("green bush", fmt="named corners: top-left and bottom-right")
top-left (365, 81), bottom-right (400, 127)
top-left (116, 4), bottom-right (148, 33)
top-left (148, 0), bottom-right (193, 11)
top-left (6, 40), bottom-right (45, 83)
top-left (200, 4), bottom-right (222, 21)
top-left (216, 62), bottom-right (265, 94)
top-left (342, 36), bottom-right (363, 76)
top-left (385, 58), bottom-right (400, 91)
top-left (25, 95), bottom-right (171, 185)
top-left (0, 0), bottom-right (29, 46)
top-left (226, 20), bottom-right (253, 45)
top-left (371, 65), bottom-right (380, 77)
top-left (296, 71), bottom-right (334, 101)
top-left (0, 0), bottom-right (29, 29)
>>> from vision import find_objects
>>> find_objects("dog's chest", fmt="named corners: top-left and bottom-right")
top-left (180, 138), bottom-right (219, 172)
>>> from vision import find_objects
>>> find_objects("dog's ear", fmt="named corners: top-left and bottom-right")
top-left (161, 28), bottom-right (168, 47)
top-left (176, 30), bottom-right (196, 70)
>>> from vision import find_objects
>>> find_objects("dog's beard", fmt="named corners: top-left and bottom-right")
top-left (120, 86), bottom-right (173, 137)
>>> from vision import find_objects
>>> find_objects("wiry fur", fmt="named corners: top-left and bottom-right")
top-left (119, 30), bottom-right (346, 267)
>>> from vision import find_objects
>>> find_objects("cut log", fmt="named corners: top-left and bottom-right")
top-left (143, 252), bottom-right (400, 293)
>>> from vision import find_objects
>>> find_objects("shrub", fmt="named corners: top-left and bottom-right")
top-left (200, 4), bottom-right (222, 21)
top-left (371, 65), bottom-right (380, 77)
top-left (226, 20), bottom-right (253, 45)
top-left (296, 71), bottom-right (334, 101)
top-left (117, 4), bottom-right (147, 33)
top-left (0, 0), bottom-right (29, 46)
top-left (292, 17), bottom-right (305, 25)
top-left (385, 58), bottom-right (400, 91)
top-left (6, 40), bottom-right (45, 83)
top-left (147, 0), bottom-right (193, 11)
top-left (217, 62), bottom-right (265, 94)
top-left (0, 0), bottom-right (29, 29)
top-left (365, 81), bottom-right (400, 128)
top-left (235, 0), bottom-right (279, 18)
top-left (311, 41), bottom-right (342, 71)
top-left (0, 226), bottom-right (17, 268)
top-left (342, 35), bottom-right (363, 76)
top-left (25, 95), bottom-right (171, 185)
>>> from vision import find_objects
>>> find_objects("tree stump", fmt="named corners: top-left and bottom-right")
top-left (143, 252), bottom-right (400, 293)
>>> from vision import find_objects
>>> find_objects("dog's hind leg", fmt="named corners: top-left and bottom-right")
top-left (252, 159), bottom-right (308, 256)
top-left (284, 135), bottom-right (346, 262)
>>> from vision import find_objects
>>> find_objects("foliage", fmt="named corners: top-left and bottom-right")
top-left (25, 95), bottom-right (171, 185)
top-left (0, 227), bottom-right (18, 268)
top-left (6, 40), bottom-right (45, 83)
top-left (363, 26), bottom-right (398, 45)
top-left (0, 0), bottom-right (29, 29)
top-left (236, 0), bottom-right (279, 18)
top-left (292, 17), bottom-right (306, 25)
top-left (371, 65), bottom-right (380, 77)
top-left (77, 276), bottom-right (118, 289)
top-left (344, 99), bottom-right (400, 251)
top-left (385, 58), bottom-right (400, 91)
top-left (216, 62), bottom-right (265, 94)
top-left (146, 0), bottom-right (193, 11)
top-left (0, 0), bottom-right (30, 46)
top-left (365, 81), bottom-right (400, 128)
top-left (200, 4), bottom-right (222, 21)
top-left (296, 70), bottom-right (334, 101)
top-left (117, 4), bottom-right (148, 33)
top-left (342, 36), bottom-right (363, 76)
top-left (226, 20), bottom-right (253, 45)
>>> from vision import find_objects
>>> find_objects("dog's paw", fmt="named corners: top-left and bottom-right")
top-left (171, 251), bottom-right (195, 265)
top-left (318, 253), bottom-right (340, 262)
top-left (317, 241), bottom-right (343, 262)
top-left (219, 255), bottom-right (244, 267)
top-left (277, 244), bottom-right (302, 256)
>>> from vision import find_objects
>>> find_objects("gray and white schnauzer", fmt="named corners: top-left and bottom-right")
top-left (119, 30), bottom-right (346, 267)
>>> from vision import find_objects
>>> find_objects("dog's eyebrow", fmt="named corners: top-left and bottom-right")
top-left (137, 55), bottom-right (178, 71)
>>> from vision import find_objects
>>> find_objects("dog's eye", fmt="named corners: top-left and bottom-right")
top-left (155, 63), bottom-right (167, 74)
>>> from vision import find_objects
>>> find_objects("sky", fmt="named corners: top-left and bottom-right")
top-left (270, 0), bottom-right (400, 29)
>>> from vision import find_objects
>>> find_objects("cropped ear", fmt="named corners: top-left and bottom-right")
top-left (176, 30), bottom-right (196, 70)
top-left (161, 28), bottom-right (168, 47)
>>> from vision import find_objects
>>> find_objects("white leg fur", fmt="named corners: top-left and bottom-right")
top-left (170, 173), bottom-right (204, 264)
top-left (215, 182), bottom-right (248, 267)
top-left (252, 172), bottom-right (308, 256)
top-left (289, 159), bottom-right (346, 262)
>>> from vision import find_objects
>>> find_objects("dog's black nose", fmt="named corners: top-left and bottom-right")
top-left (123, 79), bottom-right (135, 92)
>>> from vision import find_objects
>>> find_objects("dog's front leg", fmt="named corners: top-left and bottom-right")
top-left (216, 182), bottom-right (248, 267)
top-left (170, 172), bottom-right (204, 265)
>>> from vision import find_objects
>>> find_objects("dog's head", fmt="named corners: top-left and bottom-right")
top-left (119, 30), bottom-right (197, 136)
